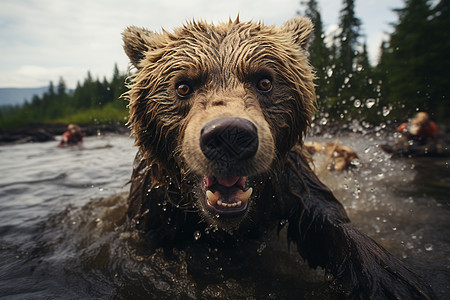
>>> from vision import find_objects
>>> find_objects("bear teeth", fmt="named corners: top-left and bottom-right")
top-left (206, 188), bottom-right (253, 208)
top-left (206, 190), bottom-right (220, 205)
top-left (237, 188), bottom-right (252, 203)
top-left (216, 200), bottom-right (242, 208)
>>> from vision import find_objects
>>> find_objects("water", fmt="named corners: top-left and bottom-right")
top-left (0, 133), bottom-right (448, 299)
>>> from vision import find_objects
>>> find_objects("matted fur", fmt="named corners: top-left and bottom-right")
top-left (122, 17), bottom-right (436, 299)
top-left (124, 17), bottom-right (315, 179)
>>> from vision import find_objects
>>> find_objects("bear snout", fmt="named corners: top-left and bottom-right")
top-left (200, 117), bottom-right (258, 165)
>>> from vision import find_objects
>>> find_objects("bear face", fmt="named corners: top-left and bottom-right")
top-left (122, 18), bottom-right (437, 299)
top-left (123, 17), bottom-right (316, 230)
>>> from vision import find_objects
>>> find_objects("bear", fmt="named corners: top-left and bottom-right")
top-left (122, 17), bottom-right (436, 299)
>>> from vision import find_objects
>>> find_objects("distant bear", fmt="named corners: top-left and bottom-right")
top-left (122, 17), bottom-right (435, 299)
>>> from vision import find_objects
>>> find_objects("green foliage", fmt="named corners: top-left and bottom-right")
top-left (375, 0), bottom-right (450, 123)
top-left (0, 64), bottom-right (129, 130)
top-left (299, 0), bottom-right (449, 125)
top-left (383, 0), bottom-right (433, 119)
top-left (301, 0), bottom-right (332, 108)
top-left (2, 0), bottom-right (449, 129)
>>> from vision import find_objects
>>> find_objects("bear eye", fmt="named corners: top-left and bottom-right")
top-left (176, 83), bottom-right (192, 97)
top-left (256, 78), bottom-right (272, 93)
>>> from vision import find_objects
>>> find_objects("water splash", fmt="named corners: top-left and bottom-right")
top-left (193, 231), bottom-right (201, 240)
top-left (424, 244), bottom-right (434, 251)
top-left (365, 98), bottom-right (376, 108)
top-left (382, 105), bottom-right (392, 117)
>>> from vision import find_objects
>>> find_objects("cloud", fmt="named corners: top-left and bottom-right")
top-left (0, 65), bottom-right (89, 88)
top-left (0, 0), bottom-right (402, 88)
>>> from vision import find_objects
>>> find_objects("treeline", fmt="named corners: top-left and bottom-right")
top-left (0, 64), bottom-right (128, 129)
top-left (1, 0), bottom-right (449, 130)
top-left (301, 0), bottom-right (449, 124)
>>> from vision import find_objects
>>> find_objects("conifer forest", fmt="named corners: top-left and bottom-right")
top-left (1, 0), bottom-right (448, 130)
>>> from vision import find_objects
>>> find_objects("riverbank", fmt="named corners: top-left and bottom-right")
top-left (2, 120), bottom-right (449, 147)
top-left (0, 122), bottom-right (130, 145)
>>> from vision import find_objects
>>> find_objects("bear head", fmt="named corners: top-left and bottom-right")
top-left (123, 17), bottom-right (315, 230)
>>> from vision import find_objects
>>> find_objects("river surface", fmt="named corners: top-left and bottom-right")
top-left (0, 132), bottom-right (449, 299)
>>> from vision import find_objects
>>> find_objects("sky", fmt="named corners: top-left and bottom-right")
top-left (0, 0), bottom-right (405, 89)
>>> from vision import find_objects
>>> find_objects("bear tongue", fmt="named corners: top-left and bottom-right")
top-left (216, 176), bottom-right (241, 188)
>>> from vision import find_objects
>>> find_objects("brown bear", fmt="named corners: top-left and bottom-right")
top-left (122, 17), bottom-right (436, 299)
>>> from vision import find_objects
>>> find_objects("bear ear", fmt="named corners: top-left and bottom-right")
top-left (282, 16), bottom-right (314, 50)
top-left (122, 26), bottom-right (156, 69)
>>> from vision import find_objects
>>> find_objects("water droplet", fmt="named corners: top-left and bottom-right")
top-left (320, 117), bottom-right (328, 125)
top-left (424, 244), bottom-right (433, 251)
top-left (406, 242), bottom-right (414, 249)
top-left (382, 105), bottom-right (392, 116)
top-left (366, 98), bottom-right (376, 108)
top-left (327, 68), bottom-right (333, 77)
top-left (193, 231), bottom-right (201, 240)
top-left (354, 99), bottom-right (361, 108)
top-left (257, 242), bottom-right (267, 254)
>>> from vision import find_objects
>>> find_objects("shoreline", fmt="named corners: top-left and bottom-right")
top-left (0, 123), bottom-right (130, 145)
top-left (1, 121), bottom-right (448, 146)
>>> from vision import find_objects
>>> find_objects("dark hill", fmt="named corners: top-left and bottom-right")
top-left (0, 87), bottom-right (48, 107)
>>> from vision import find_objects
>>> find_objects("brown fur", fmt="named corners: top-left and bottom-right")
top-left (122, 17), bottom-right (436, 299)
top-left (305, 141), bottom-right (358, 171)
top-left (124, 17), bottom-right (314, 168)
top-left (123, 17), bottom-right (316, 229)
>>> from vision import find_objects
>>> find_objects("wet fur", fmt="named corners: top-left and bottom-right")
top-left (123, 17), bottom-right (436, 298)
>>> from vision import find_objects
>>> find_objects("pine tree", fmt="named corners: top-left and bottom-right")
top-left (111, 63), bottom-right (128, 109)
top-left (47, 81), bottom-right (55, 96)
top-left (330, 0), bottom-right (363, 120)
top-left (428, 0), bottom-right (450, 122)
top-left (300, 0), bottom-right (331, 109)
top-left (57, 77), bottom-right (67, 96)
top-left (374, 40), bottom-right (391, 118)
top-left (337, 0), bottom-right (361, 76)
top-left (385, 0), bottom-right (433, 119)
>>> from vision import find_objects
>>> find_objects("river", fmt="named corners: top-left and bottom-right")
top-left (0, 131), bottom-right (448, 299)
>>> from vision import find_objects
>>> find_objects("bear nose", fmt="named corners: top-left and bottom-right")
top-left (200, 117), bottom-right (258, 163)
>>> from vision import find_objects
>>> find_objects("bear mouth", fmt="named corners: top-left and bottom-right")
top-left (202, 175), bottom-right (253, 216)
